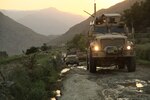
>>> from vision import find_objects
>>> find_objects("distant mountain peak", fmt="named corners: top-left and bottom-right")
top-left (38, 7), bottom-right (59, 12)
top-left (2, 8), bottom-right (85, 36)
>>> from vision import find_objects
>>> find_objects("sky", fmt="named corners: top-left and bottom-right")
top-left (0, 0), bottom-right (124, 17)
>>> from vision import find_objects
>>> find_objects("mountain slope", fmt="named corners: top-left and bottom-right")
top-left (1, 10), bottom-right (35, 20)
top-left (48, 0), bottom-right (144, 45)
top-left (0, 12), bottom-right (49, 55)
top-left (2, 8), bottom-right (85, 36)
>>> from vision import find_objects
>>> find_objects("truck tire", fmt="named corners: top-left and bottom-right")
top-left (86, 55), bottom-right (89, 70)
top-left (89, 50), bottom-right (96, 73)
top-left (118, 63), bottom-right (125, 69)
top-left (126, 57), bottom-right (136, 72)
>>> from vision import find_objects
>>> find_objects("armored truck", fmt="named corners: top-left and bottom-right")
top-left (87, 13), bottom-right (136, 73)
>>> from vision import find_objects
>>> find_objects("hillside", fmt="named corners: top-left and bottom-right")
top-left (1, 10), bottom-right (35, 20)
top-left (0, 12), bottom-right (49, 55)
top-left (48, 0), bottom-right (144, 45)
top-left (2, 8), bottom-right (85, 36)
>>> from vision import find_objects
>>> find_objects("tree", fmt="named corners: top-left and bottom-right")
top-left (41, 43), bottom-right (48, 51)
top-left (66, 34), bottom-right (87, 51)
top-left (25, 47), bottom-right (39, 55)
top-left (123, 0), bottom-right (150, 32)
top-left (0, 51), bottom-right (8, 58)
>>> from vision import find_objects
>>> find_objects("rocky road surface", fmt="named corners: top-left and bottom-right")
top-left (57, 64), bottom-right (150, 100)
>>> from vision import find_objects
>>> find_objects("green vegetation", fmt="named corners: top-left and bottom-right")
top-left (67, 34), bottom-right (87, 51)
top-left (134, 32), bottom-right (150, 64)
top-left (25, 46), bottom-right (39, 55)
top-left (135, 33), bottom-right (150, 44)
top-left (124, 0), bottom-right (150, 32)
top-left (137, 59), bottom-right (150, 65)
top-left (0, 55), bottom-right (25, 65)
top-left (0, 51), bottom-right (8, 59)
top-left (41, 43), bottom-right (49, 51)
top-left (25, 43), bottom-right (50, 55)
top-left (136, 43), bottom-right (150, 61)
top-left (0, 50), bottom-right (62, 100)
top-left (123, 0), bottom-right (150, 64)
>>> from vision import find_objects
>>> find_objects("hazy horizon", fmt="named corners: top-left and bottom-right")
top-left (1, 7), bottom-right (86, 36)
top-left (0, 0), bottom-right (124, 17)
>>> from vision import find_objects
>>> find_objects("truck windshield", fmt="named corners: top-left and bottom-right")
top-left (94, 26), bottom-right (108, 34)
top-left (110, 26), bottom-right (124, 33)
top-left (94, 26), bottom-right (125, 34)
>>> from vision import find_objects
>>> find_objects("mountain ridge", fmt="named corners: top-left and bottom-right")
top-left (1, 8), bottom-right (85, 36)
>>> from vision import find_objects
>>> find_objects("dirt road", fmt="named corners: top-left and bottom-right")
top-left (58, 64), bottom-right (150, 100)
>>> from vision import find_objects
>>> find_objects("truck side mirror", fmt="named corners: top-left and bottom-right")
top-left (88, 31), bottom-right (92, 37)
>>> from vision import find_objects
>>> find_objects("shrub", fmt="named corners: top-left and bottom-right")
top-left (26, 47), bottom-right (39, 55)
top-left (1, 51), bottom-right (62, 100)
top-left (41, 43), bottom-right (48, 51)
top-left (0, 51), bottom-right (8, 58)
top-left (136, 44), bottom-right (150, 61)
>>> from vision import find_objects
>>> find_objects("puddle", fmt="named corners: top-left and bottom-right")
top-left (57, 79), bottom-right (62, 82)
top-left (117, 79), bottom-right (149, 93)
top-left (55, 90), bottom-right (61, 97)
top-left (117, 98), bottom-right (129, 100)
top-left (67, 64), bottom-right (78, 67)
top-left (60, 68), bottom-right (70, 75)
top-left (97, 66), bottom-right (116, 70)
top-left (119, 82), bottom-right (136, 87)
top-left (136, 82), bottom-right (144, 88)
top-left (51, 90), bottom-right (62, 100)
top-left (50, 97), bottom-right (56, 100)
top-left (77, 66), bottom-right (86, 70)
top-left (51, 68), bottom-right (69, 100)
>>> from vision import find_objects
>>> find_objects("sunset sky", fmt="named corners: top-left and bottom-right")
top-left (0, 0), bottom-right (124, 17)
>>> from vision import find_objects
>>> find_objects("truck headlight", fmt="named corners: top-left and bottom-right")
top-left (94, 45), bottom-right (100, 51)
top-left (127, 46), bottom-right (131, 50)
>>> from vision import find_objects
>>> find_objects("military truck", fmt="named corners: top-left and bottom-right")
top-left (87, 13), bottom-right (136, 73)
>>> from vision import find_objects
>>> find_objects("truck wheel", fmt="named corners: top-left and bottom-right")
top-left (118, 63), bottom-right (125, 69)
top-left (89, 51), bottom-right (96, 73)
top-left (126, 57), bottom-right (136, 72)
top-left (86, 55), bottom-right (89, 70)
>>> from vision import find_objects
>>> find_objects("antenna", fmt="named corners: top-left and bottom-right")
top-left (131, 21), bottom-right (135, 43)
top-left (83, 10), bottom-right (95, 18)
top-left (94, 0), bottom-right (96, 19)
top-left (83, 0), bottom-right (97, 18)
